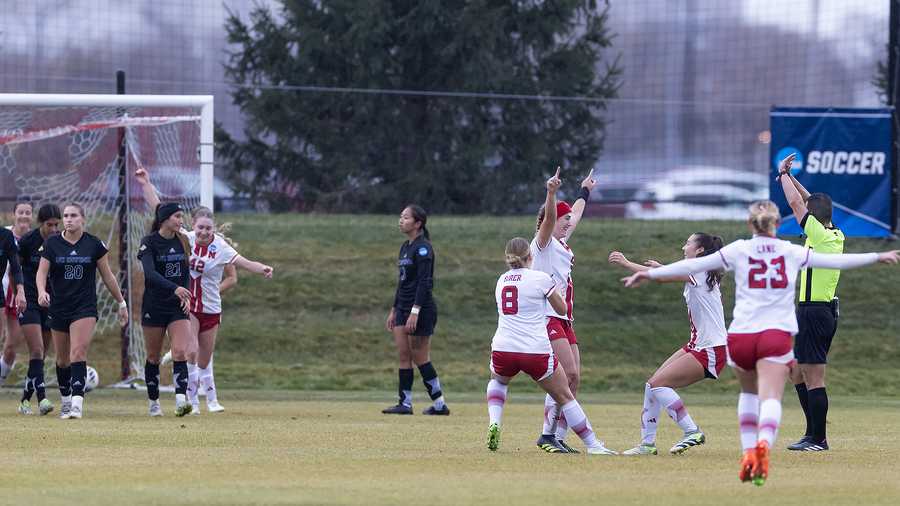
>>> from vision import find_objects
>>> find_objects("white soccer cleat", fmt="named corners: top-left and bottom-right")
top-left (622, 443), bottom-right (658, 456)
top-left (586, 443), bottom-right (619, 456)
top-left (189, 403), bottom-right (200, 416)
top-left (174, 393), bottom-right (193, 417)
top-left (206, 400), bottom-right (225, 413)
top-left (148, 400), bottom-right (163, 417)
top-left (68, 395), bottom-right (84, 419)
top-left (59, 396), bottom-right (72, 419)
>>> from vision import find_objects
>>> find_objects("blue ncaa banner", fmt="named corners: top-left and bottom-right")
top-left (769, 107), bottom-right (894, 237)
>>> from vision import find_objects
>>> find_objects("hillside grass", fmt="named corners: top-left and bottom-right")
top-left (4, 214), bottom-right (899, 396)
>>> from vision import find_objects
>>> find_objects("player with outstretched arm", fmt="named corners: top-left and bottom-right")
top-left (608, 232), bottom-right (727, 455)
top-left (622, 196), bottom-right (899, 486)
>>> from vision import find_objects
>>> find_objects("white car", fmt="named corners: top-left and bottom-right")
top-left (626, 166), bottom-right (769, 221)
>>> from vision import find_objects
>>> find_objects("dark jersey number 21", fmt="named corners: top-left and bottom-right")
top-left (165, 262), bottom-right (182, 278)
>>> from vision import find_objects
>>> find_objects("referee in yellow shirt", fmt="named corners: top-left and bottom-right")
top-left (778, 153), bottom-right (843, 452)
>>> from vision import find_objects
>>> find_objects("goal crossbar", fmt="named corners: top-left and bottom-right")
top-left (0, 93), bottom-right (214, 209)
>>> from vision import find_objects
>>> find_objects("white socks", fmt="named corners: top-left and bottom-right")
top-left (641, 383), bottom-right (660, 445)
top-left (187, 362), bottom-right (199, 405)
top-left (542, 394), bottom-right (557, 435)
top-left (758, 398), bottom-right (783, 447)
top-left (560, 400), bottom-right (599, 448)
top-left (199, 366), bottom-right (217, 404)
top-left (652, 386), bottom-right (698, 435)
top-left (486, 380), bottom-right (507, 425)
top-left (0, 357), bottom-right (13, 381)
top-left (738, 392), bottom-right (760, 450)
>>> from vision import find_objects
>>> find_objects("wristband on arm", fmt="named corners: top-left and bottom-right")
top-left (578, 186), bottom-right (591, 202)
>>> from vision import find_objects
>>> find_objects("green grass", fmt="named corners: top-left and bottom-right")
top-left (3, 389), bottom-right (900, 505)
top-left (3, 214), bottom-right (898, 395)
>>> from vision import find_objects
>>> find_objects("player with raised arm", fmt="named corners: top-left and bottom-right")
top-left (531, 167), bottom-right (596, 453)
top-left (777, 154), bottom-right (843, 452)
top-left (36, 203), bottom-right (128, 419)
top-left (608, 232), bottom-right (727, 456)
top-left (622, 196), bottom-right (899, 485)
top-left (1, 202), bottom-right (32, 384)
top-left (382, 205), bottom-right (449, 416)
top-left (135, 168), bottom-right (274, 413)
top-left (487, 237), bottom-right (616, 455)
top-left (15, 204), bottom-right (61, 416)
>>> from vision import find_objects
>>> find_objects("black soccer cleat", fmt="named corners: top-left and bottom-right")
top-left (382, 404), bottom-right (413, 415)
top-left (557, 439), bottom-right (580, 454)
top-left (787, 436), bottom-right (813, 451)
top-left (794, 439), bottom-right (829, 451)
top-left (422, 405), bottom-right (450, 416)
top-left (536, 434), bottom-right (569, 454)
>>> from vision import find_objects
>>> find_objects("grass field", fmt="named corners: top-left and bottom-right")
top-left (3, 389), bottom-right (900, 505)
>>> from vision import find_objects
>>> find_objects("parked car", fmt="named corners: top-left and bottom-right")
top-left (626, 165), bottom-right (768, 220)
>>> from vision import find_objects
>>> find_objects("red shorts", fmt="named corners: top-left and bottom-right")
top-left (191, 312), bottom-right (221, 333)
top-left (490, 351), bottom-right (557, 382)
top-left (727, 330), bottom-right (795, 371)
top-left (4, 305), bottom-right (16, 318)
top-left (683, 344), bottom-right (727, 379)
top-left (546, 317), bottom-right (577, 345)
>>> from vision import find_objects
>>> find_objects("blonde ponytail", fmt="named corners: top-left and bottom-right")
top-left (748, 200), bottom-right (781, 235)
top-left (505, 237), bottom-right (531, 269)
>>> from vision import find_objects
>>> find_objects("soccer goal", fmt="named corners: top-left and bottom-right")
top-left (0, 93), bottom-right (213, 388)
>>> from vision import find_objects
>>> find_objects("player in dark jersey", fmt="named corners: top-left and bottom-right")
top-left (36, 203), bottom-right (128, 419)
top-left (15, 204), bottom-right (61, 416)
top-left (138, 202), bottom-right (194, 417)
top-left (382, 205), bottom-right (449, 416)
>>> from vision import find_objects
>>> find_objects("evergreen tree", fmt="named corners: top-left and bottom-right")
top-left (220, 0), bottom-right (621, 212)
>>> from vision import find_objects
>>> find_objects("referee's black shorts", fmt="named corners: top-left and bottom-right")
top-left (794, 302), bottom-right (838, 364)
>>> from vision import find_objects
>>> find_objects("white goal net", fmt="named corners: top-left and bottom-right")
top-left (0, 94), bottom-right (213, 386)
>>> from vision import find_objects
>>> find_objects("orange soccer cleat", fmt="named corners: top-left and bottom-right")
top-left (752, 441), bottom-right (770, 486)
top-left (739, 448), bottom-right (757, 483)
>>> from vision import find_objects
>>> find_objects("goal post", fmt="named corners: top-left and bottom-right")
top-left (0, 93), bottom-right (213, 387)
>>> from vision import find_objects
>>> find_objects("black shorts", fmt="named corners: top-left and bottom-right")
top-left (394, 305), bottom-right (438, 337)
top-left (48, 309), bottom-right (98, 333)
top-left (794, 303), bottom-right (838, 364)
top-left (19, 305), bottom-right (50, 331)
top-left (141, 307), bottom-right (189, 328)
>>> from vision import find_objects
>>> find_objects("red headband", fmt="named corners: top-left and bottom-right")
top-left (556, 201), bottom-right (573, 217)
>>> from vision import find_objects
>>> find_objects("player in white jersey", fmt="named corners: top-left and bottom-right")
top-left (136, 169), bottom-right (274, 413)
top-left (1, 202), bottom-right (33, 385)
top-left (486, 237), bottom-right (616, 455)
top-left (623, 198), bottom-right (899, 486)
top-left (609, 232), bottom-right (727, 456)
top-left (530, 167), bottom-right (597, 453)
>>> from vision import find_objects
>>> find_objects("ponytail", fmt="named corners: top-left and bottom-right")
top-left (693, 232), bottom-right (725, 291)
top-left (748, 200), bottom-right (780, 236)
top-left (406, 204), bottom-right (430, 241)
top-left (504, 237), bottom-right (531, 269)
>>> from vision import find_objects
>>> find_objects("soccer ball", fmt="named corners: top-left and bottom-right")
top-left (85, 366), bottom-right (100, 392)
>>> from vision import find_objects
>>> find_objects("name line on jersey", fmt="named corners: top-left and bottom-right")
top-left (503, 274), bottom-right (522, 282)
top-left (156, 254), bottom-right (186, 262)
top-left (54, 256), bottom-right (92, 264)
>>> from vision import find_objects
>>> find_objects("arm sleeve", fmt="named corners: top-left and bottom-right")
top-left (801, 213), bottom-right (828, 244)
top-left (4, 241), bottom-right (23, 286)
top-left (647, 253), bottom-right (727, 280)
top-left (807, 251), bottom-right (878, 270)
top-left (139, 244), bottom-right (179, 293)
top-left (413, 246), bottom-right (434, 307)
